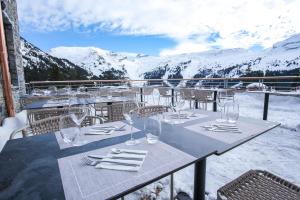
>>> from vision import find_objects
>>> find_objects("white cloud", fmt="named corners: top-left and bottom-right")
top-left (17, 0), bottom-right (300, 55)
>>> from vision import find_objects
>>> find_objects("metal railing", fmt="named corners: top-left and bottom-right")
top-left (25, 76), bottom-right (300, 94)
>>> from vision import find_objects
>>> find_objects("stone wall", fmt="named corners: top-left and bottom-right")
top-left (0, 0), bottom-right (24, 117)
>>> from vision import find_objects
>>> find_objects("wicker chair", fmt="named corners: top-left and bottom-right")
top-left (193, 90), bottom-right (214, 110)
top-left (158, 87), bottom-right (172, 106)
top-left (180, 88), bottom-right (195, 108)
top-left (30, 115), bottom-right (102, 136)
top-left (75, 93), bottom-right (91, 99)
top-left (102, 102), bottom-right (138, 122)
top-left (138, 105), bottom-right (169, 117)
top-left (217, 170), bottom-right (300, 200)
top-left (20, 96), bottom-right (52, 109)
top-left (142, 87), bottom-right (154, 105)
top-left (121, 90), bottom-right (137, 100)
top-left (27, 107), bottom-right (87, 125)
top-left (219, 89), bottom-right (235, 100)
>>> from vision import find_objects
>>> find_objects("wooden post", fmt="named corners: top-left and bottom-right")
top-left (0, 11), bottom-right (15, 117)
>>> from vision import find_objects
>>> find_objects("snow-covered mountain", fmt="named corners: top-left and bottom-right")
top-left (49, 34), bottom-right (300, 80)
top-left (22, 34), bottom-right (300, 82)
top-left (21, 37), bottom-right (91, 82)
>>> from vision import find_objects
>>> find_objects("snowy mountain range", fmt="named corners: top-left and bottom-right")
top-left (21, 34), bottom-right (300, 82)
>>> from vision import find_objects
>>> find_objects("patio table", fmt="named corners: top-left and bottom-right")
top-left (0, 110), bottom-right (279, 200)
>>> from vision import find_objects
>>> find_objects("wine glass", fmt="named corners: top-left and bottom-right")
top-left (70, 102), bottom-right (90, 146)
top-left (123, 101), bottom-right (139, 145)
top-left (146, 114), bottom-right (162, 144)
top-left (59, 115), bottom-right (79, 145)
top-left (216, 92), bottom-right (232, 123)
top-left (172, 96), bottom-right (185, 124)
top-left (190, 89), bottom-right (197, 117)
top-left (226, 101), bottom-right (239, 123)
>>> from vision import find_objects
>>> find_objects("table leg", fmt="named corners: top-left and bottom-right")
top-left (263, 93), bottom-right (269, 120)
top-left (170, 174), bottom-right (174, 199)
top-left (171, 88), bottom-right (175, 106)
top-left (213, 91), bottom-right (217, 112)
top-left (140, 88), bottom-right (143, 102)
top-left (195, 100), bottom-right (199, 109)
top-left (194, 158), bottom-right (206, 200)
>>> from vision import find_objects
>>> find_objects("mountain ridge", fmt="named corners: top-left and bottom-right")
top-left (21, 34), bottom-right (300, 82)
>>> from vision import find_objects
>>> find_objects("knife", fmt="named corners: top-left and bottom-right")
top-left (88, 153), bottom-right (145, 160)
top-left (95, 163), bottom-right (140, 172)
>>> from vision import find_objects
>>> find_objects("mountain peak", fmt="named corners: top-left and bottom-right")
top-left (272, 34), bottom-right (300, 51)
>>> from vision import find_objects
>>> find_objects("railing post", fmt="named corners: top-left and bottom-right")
top-left (171, 88), bottom-right (175, 106)
top-left (263, 93), bottom-right (269, 120)
top-left (213, 91), bottom-right (217, 112)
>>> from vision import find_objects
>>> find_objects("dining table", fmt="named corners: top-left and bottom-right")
top-left (0, 110), bottom-right (280, 200)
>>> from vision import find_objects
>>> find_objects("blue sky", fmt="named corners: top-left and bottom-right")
top-left (18, 0), bottom-right (299, 56)
top-left (21, 28), bottom-right (176, 55)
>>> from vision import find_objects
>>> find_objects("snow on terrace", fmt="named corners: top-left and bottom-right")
top-left (126, 92), bottom-right (300, 200)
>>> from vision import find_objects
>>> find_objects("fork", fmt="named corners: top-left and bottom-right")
top-left (81, 157), bottom-right (140, 166)
top-left (81, 157), bottom-right (101, 166)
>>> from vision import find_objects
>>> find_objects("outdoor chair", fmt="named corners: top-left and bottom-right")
top-left (20, 96), bottom-right (52, 109)
top-left (142, 87), bottom-right (154, 105)
top-left (193, 90), bottom-right (214, 110)
top-left (23, 115), bottom-right (102, 136)
top-left (75, 93), bottom-right (91, 99)
top-left (27, 107), bottom-right (88, 125)
top-left (158, 87), bottom-right (172, 106)
top-left (91, 102), bottom-right (107, 118)
top-left (138, 105), bottom-right (169, 117)
top-left (219, 89), bottom-right (235, 100)
top-left (98, 88), bottom-right (109, 97)
top-left (217, 170), bottom-right (300, 200)
top-left (102, 102), bottom-right (138, 122)
top-left (180, 88), bottom-right (195, 108)
top-left (121, 90), bottom-right (137, 100)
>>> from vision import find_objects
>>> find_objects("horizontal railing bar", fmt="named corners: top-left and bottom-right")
top-left (27, 76), bottom-right (300, 85)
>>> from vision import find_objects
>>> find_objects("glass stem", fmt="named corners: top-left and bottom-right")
top-left (130, 123), bottom-right (133, 140)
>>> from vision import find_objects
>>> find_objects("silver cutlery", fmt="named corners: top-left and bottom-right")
top-left (85, 129), bottom-right (113, 135)
top-left (81, 157), bottom-right (141, 167)
top-left (111, 148), bottom-right (148, 155)
top-left (95, 163), bottom-right (140, 172)
top-left (88, 153), bottom-right (145, 160)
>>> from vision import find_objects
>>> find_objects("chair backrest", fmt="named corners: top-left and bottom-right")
top-left (121, 91), bottom-right (137, 99)
top-left (180, 88), bottom-right (194, 99)
top-left (20, 96), bottom-right (52, 108)
top-left (194, 90), bottom-right (212, 101)
top-left (143, 88), bottom-right (154, 95)
top-left (158, 87), bottom-right (170, 96)
top-left (30, 115), bottom-right (98, 135)
top-left (98, 88), bottom-right (108, 97)
top-left (219, 89), bottom-right (235, 98)
top-left (138, 105), bottom-right (168, 117)
top-left (27, 107), bottom-right (85, 125)
top-left (105, 102), bottom-right (138, 122)
top-left (75, 93), bottom-right (91, 99)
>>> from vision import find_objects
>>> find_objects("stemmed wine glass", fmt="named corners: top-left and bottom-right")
top-left (70, 98), bottom-right (90, 146)
top-left (59, 115), bottom-right (79, 146)
top-left (123, 101), bottom-right (139, 145)
top-left (171, 95), bottom-right (185, 124)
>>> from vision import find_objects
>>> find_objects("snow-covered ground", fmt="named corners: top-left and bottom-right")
top-left (127, 92), bottom-right (300, 199)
